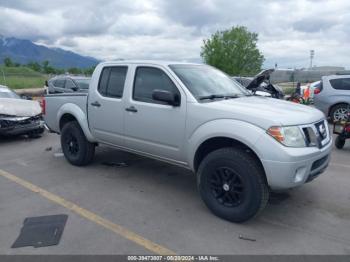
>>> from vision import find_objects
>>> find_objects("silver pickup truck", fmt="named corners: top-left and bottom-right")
top-left (44, 61), bottom-right (332, 222)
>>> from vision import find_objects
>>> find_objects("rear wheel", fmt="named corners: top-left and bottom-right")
top-left (197, 147), bottom-right (269, 223)
top-left (335, 136), bottom-right (345, 149)
top-left (61, 121), bottom-right (95, 166)
top-left (330, 104), bottom-right (349, 123)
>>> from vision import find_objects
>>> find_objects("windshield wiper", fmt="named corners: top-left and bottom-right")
top-left (198, 94), bottom-right (241, 101)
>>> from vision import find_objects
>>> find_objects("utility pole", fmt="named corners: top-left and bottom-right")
top-left (310, 50), bottom-right (315, 69)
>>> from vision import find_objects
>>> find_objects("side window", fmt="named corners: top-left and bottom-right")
top-left (330, 78), bottom-right (350, 91)
top-left (133, 67), bottom-right (180, 104)
top-left (98, 67), bottom-right (127, 98)
top-left (98, 68), bottom-right (110, 96)
top-left (65, 79), bottom-right (76, 89)
top-left (54, 79), bottom-right (65, 88)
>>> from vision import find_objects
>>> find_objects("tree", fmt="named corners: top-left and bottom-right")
top-left (68, 67), bottom-right (82, 75)
top-left (200, 26), bottom-right (264, 76)
top-left (82, 66), bottom-right (96, 76)
top-left (3, 57), bottom-right (13, 67)
top-left (42, 60), bottom-right (56, 74)
top-left (27, 61), bottom-right (42, 72)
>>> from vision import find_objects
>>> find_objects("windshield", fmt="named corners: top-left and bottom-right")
top-left (0, 89), bottom-right (20, 99)
top-left (169, 64), bottom-right (250, 100)
top-left (74, 79), bottom-right (90, 89)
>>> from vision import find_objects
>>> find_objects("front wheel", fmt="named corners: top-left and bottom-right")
top-left (61, 121), bottom-right (95, 166)
top-left (197, 147), bottom-right (269, 223)
top-left (335, 136), bottom-right (346, 149)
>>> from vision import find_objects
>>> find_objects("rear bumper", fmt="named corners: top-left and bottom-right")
top-left (257, 134), bottom-right (332, 190)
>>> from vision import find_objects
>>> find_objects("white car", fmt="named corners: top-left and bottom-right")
top-left (0, 85), bottom-right (44, 137)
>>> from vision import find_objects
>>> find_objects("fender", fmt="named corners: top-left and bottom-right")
top-left (57, 103), bottom-right (97, 142)
top-left (328, 99), bottom-right (349, 114)
top-left (187, 119), bottom-right (267, 170)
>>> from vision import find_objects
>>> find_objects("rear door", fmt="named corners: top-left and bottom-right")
top-left (88, 66), bottom-right (129, 146)
top-left (123, 65), bottom-right (187, 162)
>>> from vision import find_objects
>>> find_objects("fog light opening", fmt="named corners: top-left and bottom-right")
top-left (294, 167), bottom-right (307, 183)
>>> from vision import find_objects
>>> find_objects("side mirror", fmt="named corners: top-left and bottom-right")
top-left (152, 89), bottom-right (180, 106)
top-left (45, 80), bottom-right (49, 87)
top-left (71, 86), bottom-right (78, 92)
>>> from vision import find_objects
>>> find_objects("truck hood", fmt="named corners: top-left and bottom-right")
top-left (0, 98), bottom-right (42, 117)
top-left (203, 96), bottom-right (325, 129)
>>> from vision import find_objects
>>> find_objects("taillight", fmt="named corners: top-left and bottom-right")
top-left (41, 98), bottom-right (46, 115)
top-left (314, 88), bottom-right (321, 95)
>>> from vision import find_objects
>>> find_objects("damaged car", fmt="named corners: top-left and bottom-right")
top-left (233, 69), bottom-right (284, 99)
top-left (0, 85), bottom-right (45, 138)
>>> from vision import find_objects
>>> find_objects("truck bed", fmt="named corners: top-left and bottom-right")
top-left (44, 93), bottom-right (88, 133)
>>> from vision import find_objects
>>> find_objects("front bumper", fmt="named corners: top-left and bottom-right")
top-left (256, 133), bottom-right (332, 190)
top-left (0, 116), bottom-right (44, 136)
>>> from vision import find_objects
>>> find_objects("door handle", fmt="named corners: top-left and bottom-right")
top-left (125, 106), bottom-right (138, 113)
top-left (91, 101), bottom-right (101, 107)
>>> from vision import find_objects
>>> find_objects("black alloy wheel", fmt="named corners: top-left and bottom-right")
top-left (209, 167), bottom-right (244, 207)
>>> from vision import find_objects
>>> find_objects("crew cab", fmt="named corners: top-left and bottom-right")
top-left (44, 61), bottom-right (332, 222)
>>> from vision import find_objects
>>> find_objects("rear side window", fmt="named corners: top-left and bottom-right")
top-left (133, 67), bottom-right (179, 104)
top-left (330, 78), bottom-right (350, 90)
top-left (98, 67), bottom-right (128, 98)
top-left (65, 79), bottom-right (76, 89)
top-left (54, 79), bottom-right (65, 88)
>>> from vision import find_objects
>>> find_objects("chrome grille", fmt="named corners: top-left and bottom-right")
top-left (302, 120), bottom-right (330, 148)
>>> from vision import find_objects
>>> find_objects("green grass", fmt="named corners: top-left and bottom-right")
top-left (0, 66), bottom-right (48, 89)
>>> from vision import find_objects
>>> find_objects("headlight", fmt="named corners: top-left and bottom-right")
top-left (267, 126), bottom-right (306, 147)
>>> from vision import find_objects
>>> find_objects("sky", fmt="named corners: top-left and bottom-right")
top-left (0, 0), bottom-right (349, 69)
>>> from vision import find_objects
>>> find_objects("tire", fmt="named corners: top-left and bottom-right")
top-left (330, 104), bottom-right (349, 123)
top-left (197, 147), bottom-right (269, 223)
top-left (61, 121), bottom-right (95, 166)
top-left (335, 136), bottom-right (345, 149)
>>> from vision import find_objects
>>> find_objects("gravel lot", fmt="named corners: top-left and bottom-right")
top-left (0, 132), bottom-right (349, 255)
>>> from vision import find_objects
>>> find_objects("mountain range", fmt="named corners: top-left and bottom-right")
top-left (0, 35), bottom-right (99, 68)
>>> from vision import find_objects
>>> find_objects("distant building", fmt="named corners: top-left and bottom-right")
top-left (309, 66), bottom-right (345, 71)
top-left (270, 67), bottom-right (350, 83)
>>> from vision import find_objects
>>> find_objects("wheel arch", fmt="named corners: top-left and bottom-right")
top-left (328, 102), bottom-right (349, 117)
top-left (57, 103), bottom-right (96, 142)
top-left (193, 136), bottom-right (267, 182)
top-left (188, 119), bottom-right (268, 183)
